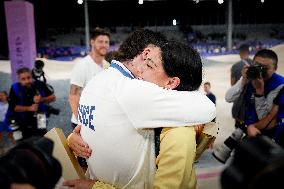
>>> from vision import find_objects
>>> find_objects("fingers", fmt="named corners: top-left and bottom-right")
top-left (68, 133), bottom-right (92, 158)
top-left (63, 179), bottom-right (96, 189)
top-left (74, 125), bottom-right (82, 134)
top-left (63, 179), bottom-right (80, 187)
top-left (242, 65), bottom-right (249, 74)
top-left (73, 143), bottom-right (92, 158)
top-left (247, 125), bottom-right (261, 137)
top-left (30, 104), bottom-right (39, 111)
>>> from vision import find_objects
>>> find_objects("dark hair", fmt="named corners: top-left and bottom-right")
top-left (17, 67), bottom-right (31, 75)
top-left (116, 29), bottom-right (167, 62)
top-left (0, 91), bottom-right (8, 96)
top-left (161, 41), bottom-right (203, 91)
top-left (253, 49), bottom-right (278, 69)
top-left (105, 51), bottom-right (120, 63)
top-left (34, 60), bottom-right (45, 70)
top-left (90, 28), bottom-right (110, 40)
top-left (239, 44), bottom-right (250, 53)
top-left (204, 82), bottom-right (211, 86)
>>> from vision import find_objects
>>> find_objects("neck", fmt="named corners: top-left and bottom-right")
top-left (121, 61), bottom-right (137, 77)
top-left (90, 51), bottom-right (104, 65)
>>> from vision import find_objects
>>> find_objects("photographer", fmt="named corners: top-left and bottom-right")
top-left (225, 49), bottom-right (284, 141)
top-left (7, 67), bottom-right (56, 139)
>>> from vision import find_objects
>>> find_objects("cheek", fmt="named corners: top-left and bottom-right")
top-left (27, 78), bottom-right (33, 84)
top-left (141, 71), bottom-right (156, 82)
top-left (267, 69), bottom-right (274, 76)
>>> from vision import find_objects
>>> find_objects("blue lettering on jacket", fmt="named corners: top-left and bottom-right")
top-left (78, 104), bottom-right (96, 131)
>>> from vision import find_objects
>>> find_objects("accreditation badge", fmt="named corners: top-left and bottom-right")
top-left (37, 113), bottom-right (47, 129)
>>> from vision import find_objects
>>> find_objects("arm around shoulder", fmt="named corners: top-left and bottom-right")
top-left (115, 79), bottom-right (216, 129)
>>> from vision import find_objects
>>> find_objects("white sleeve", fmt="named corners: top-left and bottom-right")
top-left (225, 77), bottom-right (244, 103)
top-left (70, 61), bottom-right (85, 87)
top-left (115, 79), bottom-right (216, 129)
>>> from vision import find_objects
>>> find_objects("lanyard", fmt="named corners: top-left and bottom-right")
top-left (110, 63), bottom-right (135, 79)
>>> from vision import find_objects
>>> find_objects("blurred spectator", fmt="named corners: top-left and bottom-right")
top-left (230, 44), bottom-right (253, 86)
top-left (204, 82), bottom-right (216, 122)
top-left (69, 28), bottom-right (110, 130)
top-left (7, 68), bottom-right (56, 139)
top-left (0, 91), bottom-right (13, 142)
top-left (204, 82), bottom-right (216, 105)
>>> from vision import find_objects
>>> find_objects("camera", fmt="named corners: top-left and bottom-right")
top-left (213, 127), bottom-right (245, 163)
top-left (247, 64), bottom-right (268, 80)
top-left (34, 60), bottom-right (44, 71)
top-left (221, 135), bottom-right (284, 189)
top-left (0, 137), bottom-right (62, 189)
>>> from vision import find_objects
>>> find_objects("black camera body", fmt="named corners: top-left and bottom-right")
top-left (221, 136), bottom-right (284, 189)
top-left (0, 137), bottom-right (62, 189)
top-left (247, 64), bottom-right (268, 80)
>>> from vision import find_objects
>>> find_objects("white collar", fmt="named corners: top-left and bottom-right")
top-left (111, 60), bottom-right (135, 78)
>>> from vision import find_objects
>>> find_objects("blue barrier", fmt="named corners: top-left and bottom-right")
top-left (37, 40), bottom-right (284, 61)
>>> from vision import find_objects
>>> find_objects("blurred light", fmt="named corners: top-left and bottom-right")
top-left (173, 19), bottom-right (177, 26)
top-left (77, 0), bottom-right (83, 5)
top-left (261, 0), bottom-right (265, 3)
top-left (138, 0), bottom-right (143, 5)
top-left (194, 0), bottom-right (199, 3)
top-left (218, 0), bottom-right (224, 4)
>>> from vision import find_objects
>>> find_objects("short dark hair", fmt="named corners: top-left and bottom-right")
top-left (90, 28), bottom-right (110, 40)
top-left (161, 41), bottom-right (203, 91)
top-left (253, 49), bottom-right (278, 68)
top-left (239, 44), bottom-right (250, 53)
top-left (17, 67), bottom-right (31, 75)
top-left (116, 29), bottom-right (167, 62)
top-left (0, 91), bottom-right (8, 96)
top-left (204, 82), bottom-right (211, 86)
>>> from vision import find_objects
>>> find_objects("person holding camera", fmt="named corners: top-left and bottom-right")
top-left (7, 67), bottom-right (56, 139)
top-left (225, 49), bottom-right (284, 143)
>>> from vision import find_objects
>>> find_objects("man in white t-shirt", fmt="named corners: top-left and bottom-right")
top-left (64, 30), bottom-right (216, 189)
top-left (69, 28), bottom-right (110, 129)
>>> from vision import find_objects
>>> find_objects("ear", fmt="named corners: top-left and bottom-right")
top-left (165, 77), bottom-right (180, 90)
top-left (141, 47), bottom-right (151, 61)
top-left (90, 39), bottom-right (95, 47)
top-left (274, 64), bottom-right (278, 71)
